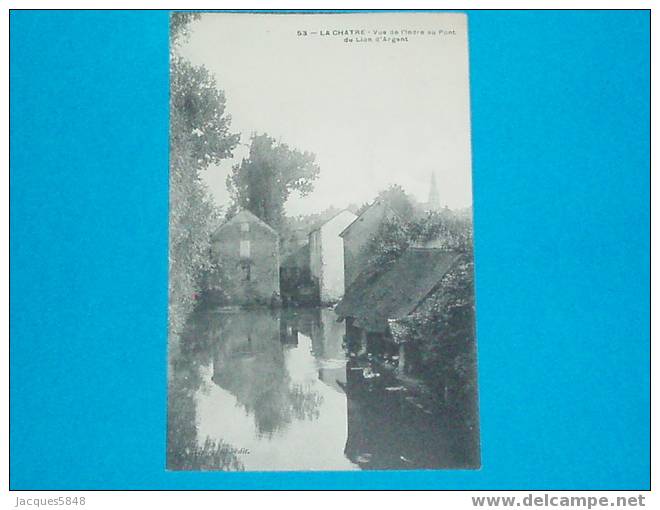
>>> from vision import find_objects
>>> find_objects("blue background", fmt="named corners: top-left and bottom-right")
top-left (10, 10), bottom-right (650, 490)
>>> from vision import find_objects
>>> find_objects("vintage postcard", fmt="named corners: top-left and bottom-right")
top-left (168, 11), bottom-right (479, 471)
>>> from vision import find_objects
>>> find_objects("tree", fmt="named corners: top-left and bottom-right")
top-left (170, 58), bottom-right (240, 168)
top-left (407, 210), bottom-right (473, 251)
top-left (170, 12), bottom-right (201, 47)
top-left (411, 255), bottom-right (478, 428)
top-left (375, 184), bottom-right (416, 218)
top-left (361, 205), bottom-right (473, 281)
top-left (226, 133), bottom-right (320, 230)
top-left (169, 13), bottom-right (239, 332)
top-left (364, 213), bottom-right (412, 271)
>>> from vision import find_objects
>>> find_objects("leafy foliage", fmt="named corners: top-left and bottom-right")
top-left (356, 184), bottom-right (417, 218)
top-left (376, 184), bottom-right (417, 218)
top-left (170, 58), bottom-right (240, 168)
top-left (170, 12), bottom-right (201, 46)
top-left (226, 133), bottom-right (320, 230)
top-left (407, 210), bottom-right (473, 249)
top-left (169, 14), bottom-right (239, 333)
top-left (365, 213), bottom-right (412, 271)
top-left (363, 206), bottom-right (473, 277)
top-left (399, 255), bottom-right (477, 423)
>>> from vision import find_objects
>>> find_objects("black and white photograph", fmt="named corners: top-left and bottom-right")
top-left (167, 11), bottom-right (480, 471)
top-left (8, 4), bottom-right (651, 500)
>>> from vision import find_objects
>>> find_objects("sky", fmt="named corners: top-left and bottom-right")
top-left (179, 12), bottom-right (473, 216)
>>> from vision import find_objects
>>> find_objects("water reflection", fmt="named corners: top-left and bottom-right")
top-left (167, 307), bottom-right (478, 471)
top-left (211, 309), bottom-right (323, 437)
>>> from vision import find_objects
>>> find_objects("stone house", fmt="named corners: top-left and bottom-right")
top-left (309, 209), bottom-right (357, 304)
top-left (338, 200), bottom-right (400, 290)
top-left (211, 209), bottom-right (280, 306)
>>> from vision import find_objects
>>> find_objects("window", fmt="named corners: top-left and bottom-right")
top-left (240, 240), bottom-right (251, 258)
top-left (241, 223), bottom-right (250, 232)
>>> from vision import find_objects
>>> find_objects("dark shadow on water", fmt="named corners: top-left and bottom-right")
top-left (167, 306), bottom-right (479, 471)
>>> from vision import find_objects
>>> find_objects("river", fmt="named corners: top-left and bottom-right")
top-left (167, 307), bottom-right (479, 471)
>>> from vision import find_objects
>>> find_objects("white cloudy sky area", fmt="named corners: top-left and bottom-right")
top-left (179, 13), bottom-right (473, 216)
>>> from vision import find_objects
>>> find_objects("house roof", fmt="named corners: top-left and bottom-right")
top-left (212, 209), bottom-right (279, 239)
top-left (334, 248), bottom-right (462, 333)
top-left (309, 209), bottom-right (357, 234)
top-left (338, 200), bottom-right (400, 238)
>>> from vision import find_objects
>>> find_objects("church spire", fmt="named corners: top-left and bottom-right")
top-left (428, 171), bottom-right (441, 210)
